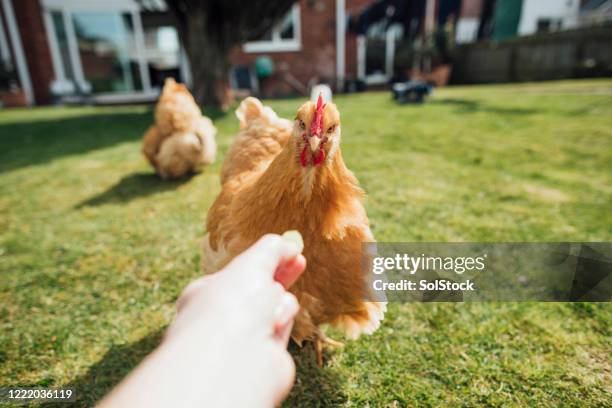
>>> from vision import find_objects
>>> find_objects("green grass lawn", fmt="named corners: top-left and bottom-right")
top-left (0, 80), bottom-right (611, 407)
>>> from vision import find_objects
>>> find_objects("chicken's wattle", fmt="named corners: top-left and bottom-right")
top-left (313, 148), bottom-right (326, 165)
top-left (300, 137), bottom-right (327, 167)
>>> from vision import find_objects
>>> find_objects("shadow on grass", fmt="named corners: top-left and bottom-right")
top-left (42, 329), bottom-right (165, 408)
top-left (0, 111), bottom-right (151, 174)
top-left (431, 98), bottom-right (540, 115)
top-left (40, 333), bottom-right (343, 407)
top-left (75, 172), bottom-right (195, 207)
top-left (284, 342), bottom-right (346, 406)
top-left (202, 106), bottom-right (228, 121)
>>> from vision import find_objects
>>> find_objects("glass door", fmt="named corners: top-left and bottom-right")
top-left (364, 20), bottom-right (388, 83)
top-left (49, 11), bottom-right (75, 82)
top-left (358, 23), bottom-right (401, 85)
top-left (71, 12), bottom-right (142, 93)
top-left (43, 1), bottom-right (153, 99)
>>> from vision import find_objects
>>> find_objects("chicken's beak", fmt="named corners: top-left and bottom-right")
top-left (309, 137), bottom-right (321, 152)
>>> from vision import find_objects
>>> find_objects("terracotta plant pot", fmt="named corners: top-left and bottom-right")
top-left (429, 64), bottom-right (452, 87)
top-left (407, 64), bottom-right (453, 87)
top-left (0, 88), bottom-right (28, 107)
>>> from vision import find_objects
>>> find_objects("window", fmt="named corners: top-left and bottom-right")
top-left (536, 18), bottom-right (562, 34)
top-left (0, 9), bottom-right (12, 68)
top-left (537, 18), bottom-right (552, 33)
top-left (0, 11), bottom-right (18, 90)
top-left (143, 24), bottom-right (181, 88)
top-left (243, 5), bottom-right (301, 53)
top-left (358, 23), bottom-right (401, 84)
top-left (72, 12), bottom-right (142, 92)
top-left (43, 0), bottom-right (165, 101)
top-left (50, 11), bottom-right (74, 81)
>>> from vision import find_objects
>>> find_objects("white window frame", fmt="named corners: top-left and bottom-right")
top-left (42, 0), bottom-right (139, 12)
top-left (243, 4), bottom-right (301, 53)
top-left (42, 0), bottom-right (156, 100)
top-left (357, 25), bottom-right (399, 85)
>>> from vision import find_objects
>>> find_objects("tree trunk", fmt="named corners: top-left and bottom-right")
top-left (166, 0), bottom-right (295, 108)
top-left (185, 36), bottom-right (232, 108)
top-left (181, 7), bottom-right (233, 108)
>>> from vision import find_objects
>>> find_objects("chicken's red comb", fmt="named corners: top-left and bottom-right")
top-left (311, 93), bottom-right (326, 137)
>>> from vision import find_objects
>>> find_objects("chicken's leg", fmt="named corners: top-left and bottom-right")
top-left (314, 330), bottom-right (344, 367)
top-left (315, 337), bottom-right (323, 367)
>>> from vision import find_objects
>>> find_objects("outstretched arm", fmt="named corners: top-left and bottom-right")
top-left (98, 234), bottom-right (306, 408)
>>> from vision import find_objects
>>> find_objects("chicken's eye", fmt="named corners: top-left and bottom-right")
top-left (327, 125), bottom-right (336, 134)
top-left (299, 120), bottom-right (306, 130)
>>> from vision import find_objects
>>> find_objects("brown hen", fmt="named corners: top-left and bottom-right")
top-left (203, 96), bottom-right (385, 364)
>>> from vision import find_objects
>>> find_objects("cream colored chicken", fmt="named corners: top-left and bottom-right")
top-left (142, 78), bottom-right (216, 179)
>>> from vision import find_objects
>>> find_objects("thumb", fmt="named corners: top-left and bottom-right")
top-left (228, 234), bottom-right (302, 281)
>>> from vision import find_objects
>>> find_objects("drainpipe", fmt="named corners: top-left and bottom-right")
top-left (336, 0), bottom-right (345, 92)
top-left (424, 0), bottom-right (436, 73)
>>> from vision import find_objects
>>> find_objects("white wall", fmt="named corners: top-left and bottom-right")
top-left (518, 0), bottom-right (580, 36)
top-left (455, 17), bottom-right (479, 44)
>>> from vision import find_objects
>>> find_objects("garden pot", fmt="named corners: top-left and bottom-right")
top-left (0, 88), bottom-right (27, 107)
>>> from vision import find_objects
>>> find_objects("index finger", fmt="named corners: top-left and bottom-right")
top-left (229, 234), bottom-right (302, 280)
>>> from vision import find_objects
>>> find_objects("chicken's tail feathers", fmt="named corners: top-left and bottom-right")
top-left (235, 97), bottom-right (262, 127)
top-left (235, 97), bottom-right (289, 129)
top-left (333, 301), bottom-right (387, 340)
top-left (156, 132), bottom-right (212, 179)
top-left (194, 117), bottom-right (217, 165)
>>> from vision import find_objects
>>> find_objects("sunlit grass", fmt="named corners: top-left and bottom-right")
top-left (0, 79), bottom-right (610, 407)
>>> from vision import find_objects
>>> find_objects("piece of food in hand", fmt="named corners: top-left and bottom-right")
top-left (203, 95), bottom-right (385, 366)
top-left (282, 230), bottom-right (304, 253)
top-left (142, 78), bottom-right (217, 179)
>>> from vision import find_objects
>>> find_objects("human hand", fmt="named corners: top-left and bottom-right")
top-left (168, 234), bottom-right (306, 407)
top-left (170, 233), bottom-right (306, 345)
top-left (100, 234), bottom-right (306, 408)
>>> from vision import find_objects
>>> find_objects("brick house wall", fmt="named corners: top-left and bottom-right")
top-left (230, 0), bottom-right (338, 97)
top-left (230, 0), bottom-right (375, 97)
top-left (10, 0), bottom-right (54, 104)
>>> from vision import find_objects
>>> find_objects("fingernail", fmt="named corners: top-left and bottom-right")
top-left (281, 230), bottom-right (304, 253)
